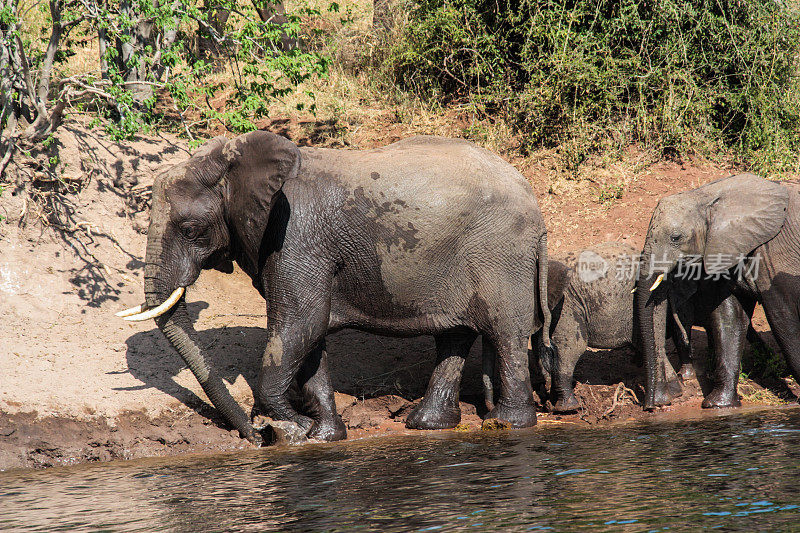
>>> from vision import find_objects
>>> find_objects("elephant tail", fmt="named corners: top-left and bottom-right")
top-left (538, 331), bottom-right (557, 375)
top-left (537, 232), bottom-right (552, 349)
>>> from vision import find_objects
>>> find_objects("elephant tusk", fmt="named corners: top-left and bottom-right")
top-left (115, 304), bottom-right (144, 317)
top-left (649, 273), bottom-right (665, 292)
top-left (123, 287), bottom-right (185, 321)
top-left (631, 287), bottom-right (637, 294)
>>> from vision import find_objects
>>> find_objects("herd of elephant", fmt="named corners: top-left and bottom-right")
top-left (116, 131), bottom-right (800, 446)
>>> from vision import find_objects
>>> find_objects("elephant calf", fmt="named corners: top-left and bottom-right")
top-left (517, 241), bottom-right (767, 412)
top-left (534, 242), bottom-right (688, 411)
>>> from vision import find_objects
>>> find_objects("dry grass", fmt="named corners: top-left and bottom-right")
top-left (738, 379), bottom-right (790, 406)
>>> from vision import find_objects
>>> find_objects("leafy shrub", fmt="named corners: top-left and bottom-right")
top-left (386, 0), bottom-right (800, 171)
top-left (1, 0), bottom-right (333, 177)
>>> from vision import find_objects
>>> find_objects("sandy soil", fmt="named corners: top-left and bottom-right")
top-left (1, 119), bottom-right (797, 471)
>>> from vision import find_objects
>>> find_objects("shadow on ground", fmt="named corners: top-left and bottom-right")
top-left (122, 303), bottom-right (487, 425)
top-left (123, 311), bottom-right (796, 429)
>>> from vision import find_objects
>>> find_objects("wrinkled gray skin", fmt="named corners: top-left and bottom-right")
top-left (144, 131), bottom-right (551, 444)
top-left (483, 242), bottom-right (681, 413)
top-left (534, 242), bottom-right (685, 412)
top-left (635, 173), bottom-right (800, 410)
top-left (496, 242), bottom-right (766, 413)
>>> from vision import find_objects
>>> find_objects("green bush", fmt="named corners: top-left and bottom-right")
top-left (387, 0), bottom-right (800, 171)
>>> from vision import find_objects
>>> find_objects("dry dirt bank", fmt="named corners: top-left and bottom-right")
top-left (1, 120), bottom-right (797, 471)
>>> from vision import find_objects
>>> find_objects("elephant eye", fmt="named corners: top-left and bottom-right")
top-left (670, 233), bottom-right (682, 244)
top-left (180, 223), bottom-right (202, 240)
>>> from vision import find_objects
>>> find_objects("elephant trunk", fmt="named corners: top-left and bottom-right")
top-left (635, 270), bottom-right (671, 410)
top-left (635, 273), bottom-right (658, 410)
top-left (144, 247), bottom-right (260, 445)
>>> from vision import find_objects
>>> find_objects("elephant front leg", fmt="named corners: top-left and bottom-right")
top-left (702, 295), bottom-right (748, 408)
top-left (257, 304), bottom-right (332, 437)
top-left (548, 316), bottom-right (585, 413)
top-left (297, 343), bottom-right (347, 441)
top-left (550, 354), bottom-right (581, 413)
top-left (675, 332), bottom-right (696, 381)
top-left (406, 328), bottom-right (477, 430)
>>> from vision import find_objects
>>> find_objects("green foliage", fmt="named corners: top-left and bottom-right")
top-left (742, 342), bottom-right (788, 382)
top-left (387, 0), bottom-right (800, 171)
top-left (7, 0), bottom-right (333, 141)
top-left (598, 183), bottom-right (624, 204)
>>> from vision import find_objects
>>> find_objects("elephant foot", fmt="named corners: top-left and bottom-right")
top-left (405, 397), bottom-right (461, 430)
top-left (307, 414), bottom-right (347, 442)
top-left (678, 363), bottom-right (696, 381)
top-left (702, 388), bottom-right (741, 409)
top-left (485, 400), bottom-right (537, 428)
top-left (292, 414), bottom-right (314, 433)
top-left (268, 419), bottom-right (309, 445)
top-left (644, 381), bottom-right (677, 410)
top-left (552, 392), bottom-right (580, 413)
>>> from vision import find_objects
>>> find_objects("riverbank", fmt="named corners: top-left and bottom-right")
top-left (2, 122), bottom-right (797, 471)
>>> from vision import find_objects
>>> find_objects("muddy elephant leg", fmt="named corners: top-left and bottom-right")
top-left (669, 295), bottom-right (695, 381)
top-left (549, 312), bottom-right (585, 413)
top-left (257, 279), bottom-right (332, 434)
top-left (482, 337), bottom-right (498, 411)
top-left (702, 294), bottom-right (749, 408)
top-left (760, 290), bottom-right (800, 402)
top-left (406, 328), bottom-right (478, 430)
top-left (485, 331), bottom-right (538, 428)
top-left (528, 336), bottom-right (550, 407)
top-left (675, 328), bottom-right (695, 381)
top-left (296, 342), bottom-right (347, 441)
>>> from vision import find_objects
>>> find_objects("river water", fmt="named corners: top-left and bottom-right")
top-left (1, 408), bottom-right (799, 531)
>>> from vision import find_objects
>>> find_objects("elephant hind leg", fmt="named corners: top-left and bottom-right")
top-left (297, 343), bottom-right (347, 441)
top-left (406, 327), bottom-right (478, 430)
top-left (484, 331), bottom-right (538, 428)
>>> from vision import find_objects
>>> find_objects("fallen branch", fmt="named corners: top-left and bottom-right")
top-left (602, 382), bottom-right (640, 419)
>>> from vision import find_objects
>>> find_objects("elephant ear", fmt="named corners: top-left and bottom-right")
top-left (221, 131), bottom-right (301, 249)
top-left (703, 173), bottom-right (789, 270)
top-left (222, 130), bottom-right (300, 196)
top-left (547, 260), bottom-right (572, 311)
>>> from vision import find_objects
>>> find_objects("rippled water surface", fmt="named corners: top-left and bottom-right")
top-left (2, 408), bottom-right (800, 531)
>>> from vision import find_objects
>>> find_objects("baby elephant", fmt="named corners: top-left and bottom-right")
top-left (485, 241), bottom-right (767, 414)
top-left (483, 242), bottom-right (689, 413)
top-left (535, 242), bottom-right (657, 412)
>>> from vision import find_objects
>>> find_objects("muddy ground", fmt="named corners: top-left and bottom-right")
top-left (1, 120), bottom-right (798, 471)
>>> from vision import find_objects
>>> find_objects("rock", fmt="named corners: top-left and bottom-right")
top-left (362, 395), bottom-right (410, 417)
top-left (459, 401), bottom-right (478, 417)
top-left (334, 392), bottom-right (358, 415)
top-left (341, 401), bottom-right (388, 429)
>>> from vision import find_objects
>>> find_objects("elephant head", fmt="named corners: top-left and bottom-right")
top-left (635, 173), bottom-right (788, 409)
top-left (117, 131), bottom-right (301, 443)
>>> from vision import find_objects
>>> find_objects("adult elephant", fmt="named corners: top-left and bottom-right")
top-left (634, 173), bottom-right (798, 410)
top-left (118, 131), bottom-right (551, 445)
